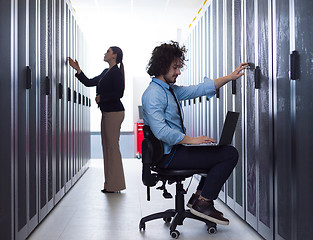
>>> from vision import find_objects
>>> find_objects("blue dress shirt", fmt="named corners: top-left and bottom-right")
top-left (142, 77), bottom-right (216, 154)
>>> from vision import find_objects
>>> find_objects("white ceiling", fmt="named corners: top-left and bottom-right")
top-left (71, 0), bottom-right (205, 40)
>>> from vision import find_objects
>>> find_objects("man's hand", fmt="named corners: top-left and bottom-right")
top-left (228, 62), bottom-right (249, 81)
top-left (68, 57), bottom-right (81, 74)
top-left (214, 62), bottom-right (249, 89)
top-left (178, 135), bottom-right (216, 145)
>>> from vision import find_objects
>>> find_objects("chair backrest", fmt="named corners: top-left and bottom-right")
top-left (141, 125), bottom-right (163, 187)
top-left (142, 125), bottom-right (164, 164)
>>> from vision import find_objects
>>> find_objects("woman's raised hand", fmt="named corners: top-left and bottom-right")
top-left (68, 57), bottom-right (81, 74)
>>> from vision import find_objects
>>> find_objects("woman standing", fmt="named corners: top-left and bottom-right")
top-left (68, 46), bottom-right (126, 193)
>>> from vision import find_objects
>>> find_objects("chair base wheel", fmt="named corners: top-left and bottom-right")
top-left (163, 217), bottom-right (172, 223)
top-left (170, 230), bottom-right (180, 239)
top-left (207, 225), bottom-right (217, 234)
top-left (139, 222), bottom-right (145, 231)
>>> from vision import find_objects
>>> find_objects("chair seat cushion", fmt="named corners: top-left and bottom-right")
top-left (152, 167), bottom-right (208, 177)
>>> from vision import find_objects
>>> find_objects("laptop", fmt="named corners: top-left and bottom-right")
top-left (183, 111), bottom-right (239, 147)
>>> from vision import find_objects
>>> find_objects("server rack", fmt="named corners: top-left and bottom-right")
top-left (183, 0), bottom-right (313, 239)
top-left (0, 0), bottom-right (15, 239)
top-left (0, 0), bottom-right (90, 239)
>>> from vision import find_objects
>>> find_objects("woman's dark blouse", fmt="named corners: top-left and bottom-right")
top-left (75, 65), bottom-right (124, 112)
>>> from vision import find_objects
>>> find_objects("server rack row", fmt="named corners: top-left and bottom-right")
top-left (0, 0), bottom-right (91, 239)
top-left (180, 0), bottom-right (313, 239)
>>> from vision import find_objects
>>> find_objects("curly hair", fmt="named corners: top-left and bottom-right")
top-left (147, 41), bottom-right (187, 77)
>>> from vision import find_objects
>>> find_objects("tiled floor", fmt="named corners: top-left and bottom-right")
top-left (28, 159), bottom-right (263, 240)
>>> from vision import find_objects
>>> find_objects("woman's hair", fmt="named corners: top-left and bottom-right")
top-left (146, 41), bottom-right (187, 77)
top-left (111, 46), bottom-right (125, 86)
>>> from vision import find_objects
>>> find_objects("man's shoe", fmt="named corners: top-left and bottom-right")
top-left (187, 194), bottom-right (224, 216)
top-left (190, 198), bottom-right (229, 225)
top-left (187, 193), bottom-right (199, 208)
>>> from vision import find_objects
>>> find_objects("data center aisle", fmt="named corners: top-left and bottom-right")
top-left (28, 159), bottom-right (263, 240)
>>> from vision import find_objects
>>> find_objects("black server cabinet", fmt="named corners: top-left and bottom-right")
top-left (28, 0), bottom-right (40, 235)
top-left (244, 0), bottom-right (274, 238)
top-left (209, 1), bottom-right (218, 143)
top-left (186, 0), bottom-right (313, 239)
top-left (244, 0), bottom-right (257, 231)
top-left (216, 0), bottom-right (226, 203)
top-left (64, 2), bottom-right (70, 192)
top-left (274, 0), bottom-right (313, 239)
top-left (65, 3), bottom-right (73, 192)
top-left (293, 0), bottom-right (313, 238)
top-left (1, 0), bottom-right (90, 239)
top-left (205, 7), bottom-right (212, 141)
top-left (199, 17), bottom-right (205, 137)
top-left (256, 0), bottom-right (273, 238)
top-left (39, 0), bottom-right (55, 222)
top-left (55, 0), bottom-right (66, 204)
top-left (232, 0), bottom-right (245, 218)
top-left (191, 29), bottom-right (196, 137)
top-left (0, 1), bottom-right (14, 239)
top-left (225, 0), bottom-right (245, 219)
top-left (15, 0), bottom-right (39, 239)
top-left (203, 10), bottom-right (210, 138)
top-left (273, 0), bottom-right (292, 239)
top-left (216, 0), bottom-right (224, 145)
top-left (225, 0), bottom-right (235, 209)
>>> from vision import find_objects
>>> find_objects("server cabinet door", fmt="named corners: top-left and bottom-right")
top-left (72, 15), bottom-right (78, 183)
top-left (244, 0), bottom-right (258, 230)
top-left (47, 0), bottom-right (57, 212)
top-left (55, 0), bottom-right (66, 204)
top-left (210, 0), bottom-right (218, 142)
top-left (205, 8), bottom-right (212, 139)
top-left (15, 0), bottom-right (41, 237)
top-left (245, 0), bottom-right (274, 238)
top-left (26, 0), bottom-right (40, 235)
top-left (217, 0), bottom-right (225, 143)
top-left (225, 0), bottom-right (245, 218)
top-left (0, 1), bottom-right (14, 239)
top-left (216, 0), bottom-right (227, 202)
top-left (203, 10), bottom-right (210, 137)
top-left (225, 0), bottom-right (234, 209)
top-left (65, 4), bottom-right (73, 191)
top-left (39, 0), bottom-right (54, 221)
top-left (15, 0), bottom-right (29, 236)
top-left (273, 0), bottom-right (292, 239)
top-left (256, 0), bottom-right (274, 238)
top-left (293, 0), bottom-right (313, 238)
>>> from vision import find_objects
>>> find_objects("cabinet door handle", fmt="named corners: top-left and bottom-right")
top-left (216, 89), bottom-right (220, 98)
top-left (58, 83), bottom-right (63, 99)
top-left (232, 80), bottom-right (236, 94)
top-left (45, 77), bottom-right (50, 95)
top-left (73, 90), bottom-right (77, 103)
top-left (255, 66), bottom-right (261, 89)
top-left (290, 50), bottom-right (300, 80)
top-left (68, 88), bottom-right (71, 101)
top-left (26, 66), bottom-right (32, 89)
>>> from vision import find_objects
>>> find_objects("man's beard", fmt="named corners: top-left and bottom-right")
top-left (164, 75), bottom-right (178, 84)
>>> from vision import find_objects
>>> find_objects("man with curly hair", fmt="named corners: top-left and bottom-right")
top-left (142, 41), bottom-right (248, 225)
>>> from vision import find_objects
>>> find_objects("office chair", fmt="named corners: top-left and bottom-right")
top-left (139, 125), bottom-right (217, 239)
